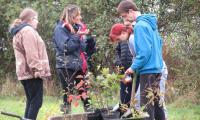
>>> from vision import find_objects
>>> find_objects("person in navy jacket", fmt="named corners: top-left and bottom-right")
top-left (53, 4), bottom-right (95, 113)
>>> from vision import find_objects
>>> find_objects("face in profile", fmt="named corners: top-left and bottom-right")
top-left (124, 21), bottom-right (132, 28)
top-left (30, 15), bottom-right (39, 29)
top-left (117, 31), bottom-right (129, 42)
top-left (72, 10), bottom-right (82, 24)
top-left (120, 9), bottom-right (136, 24)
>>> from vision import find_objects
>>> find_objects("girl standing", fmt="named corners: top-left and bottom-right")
top-left (10, 8), bottom-right (51, 120)
top-left (53, 4), bottom-right (91, 114)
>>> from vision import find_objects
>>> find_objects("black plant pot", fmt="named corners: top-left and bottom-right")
top-left (48, 108), bottom-right (148, 120)
top-left (87, 108), bottom-right (120, 120)
top-left (87, 108), bottom-right (147, 120)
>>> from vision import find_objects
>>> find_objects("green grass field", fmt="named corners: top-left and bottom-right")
top-left (0, 96), bottom-right (200, 120)
top-left (0, 96), bottom-right (84, 120)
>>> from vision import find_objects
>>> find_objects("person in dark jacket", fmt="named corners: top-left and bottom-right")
top-left (111, 24), bottom-right (140, 117)
top-left (115, 42), bottom-right (134, 105)
top-left (53, 4), bottom-right (94, 113)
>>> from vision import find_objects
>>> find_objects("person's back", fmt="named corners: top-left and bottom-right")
top-left (132, 14), bottom-right (163, 74)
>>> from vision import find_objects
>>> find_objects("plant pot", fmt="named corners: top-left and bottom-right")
top-left (88, 108), bottom-right (147, 120)
top-left (48, 112), bottom-right (91, 120)
top-left (48, 108), bottom-right (148, 120)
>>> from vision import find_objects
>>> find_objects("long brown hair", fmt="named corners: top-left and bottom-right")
top-left (60, 4), bottom-right (81, 33)
top-left (60, 5), bottom-right (80, 24)
top-left (10, 8), bottom-right (38, 29)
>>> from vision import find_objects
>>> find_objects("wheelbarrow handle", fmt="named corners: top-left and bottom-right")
top-left (1, 111), bottom-right (23, 120)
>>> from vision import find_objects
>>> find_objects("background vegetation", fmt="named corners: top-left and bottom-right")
top-left (0, 0), bottom-right (200, 119)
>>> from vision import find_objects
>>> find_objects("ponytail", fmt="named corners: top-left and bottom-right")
top-left (10, 18), bottom-right (22, 30)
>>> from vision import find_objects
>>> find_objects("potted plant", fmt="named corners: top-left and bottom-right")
top-left (87, 68), bottom-right (149, 120)
top-left (48, 68), bottom-right (149, 120)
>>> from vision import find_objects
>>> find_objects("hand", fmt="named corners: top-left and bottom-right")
top-left (64, 23), bottom-right (75, 33)
top-left (125, 67), bottom-right (134, 75)
top-left (122, 74), bottom-right (132, 84)
top-left (77, 29), bottom-right (89, 35)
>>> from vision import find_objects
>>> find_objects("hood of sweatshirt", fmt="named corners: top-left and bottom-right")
top-left (136, 14), bottom-right (158, 31)
top-left (10, 23), bottom-right (30, 36)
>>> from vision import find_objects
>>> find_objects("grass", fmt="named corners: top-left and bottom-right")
top-left (0, 96), bottom-right (200, 120)
top-left (167, 95), bottom-right (200, 120)
top-left (168, 104), bottom-right (200, 120)
top-left (0, 96), bottom-right (83, 120)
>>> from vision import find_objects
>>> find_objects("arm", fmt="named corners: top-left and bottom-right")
top-left (115, 43), bottom-right (122, 66)
top-left (85, 35), bottom-right (96, 56)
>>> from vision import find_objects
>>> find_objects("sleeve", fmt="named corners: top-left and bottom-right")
top-left (131, 25), bottom-right (152, 71)
top-left (85, 35), bottom-right (96, 56)
top-left (115, 43), bottom-right (122, 66)
top-left (22, 29), bottom-right (44, 78)
top-left (80, 38), bottom-right (86, 51)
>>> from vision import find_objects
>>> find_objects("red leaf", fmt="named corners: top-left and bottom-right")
top-left (74, 101), bottom-right (79, 107)
top-left (81, 92), bottom-right (89, 100)
top-left (75, 80), bottom-right (85, 89)
top-left (76, 95), bottom-right (81, 100)
top-left (67, 95), bottom-right (73, 103)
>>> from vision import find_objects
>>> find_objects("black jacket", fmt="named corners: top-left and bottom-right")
top-left (115, 41), bottom-right (133, 70)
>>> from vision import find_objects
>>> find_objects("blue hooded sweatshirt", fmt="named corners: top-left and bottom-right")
top-left (130, 14), bottom-right (163, 74)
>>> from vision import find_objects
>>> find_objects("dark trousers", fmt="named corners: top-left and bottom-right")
top-left (140, 73), bottom-right (165, 120)
top-left (21, 78), bottom-right (43, 120)
top-left (120, 74), bottom-right (140, 106)
top-left (56, 68), bottom-right (90, 108)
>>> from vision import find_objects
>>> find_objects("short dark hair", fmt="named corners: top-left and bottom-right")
top-left (117, 0), bottom-right (138, 14)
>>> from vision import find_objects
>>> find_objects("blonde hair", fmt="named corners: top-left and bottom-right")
top-left (10, 8), bottom-right (38, 29)
top-left (60, 4), bottom-right (81, 33)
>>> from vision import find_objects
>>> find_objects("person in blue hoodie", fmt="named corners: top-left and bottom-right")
top-left (117, 0), bottom-right (165, 120)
